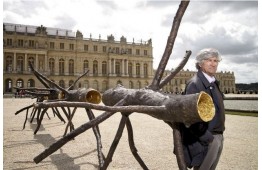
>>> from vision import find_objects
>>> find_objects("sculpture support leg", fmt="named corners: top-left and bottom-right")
top-left (126, 116), bottom-right (149, 170)
top-left (85, 108), bottom-right (104, 168)
top-left (172, 123), bottom-right (187, 170)
top-left (102, 114), bottom-right (127, 170)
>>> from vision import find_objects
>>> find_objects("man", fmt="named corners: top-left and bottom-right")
top-left (181, 48), bottom-right (225, 170)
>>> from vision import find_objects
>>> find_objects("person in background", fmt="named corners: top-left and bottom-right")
top-left (181, 48), bottom-right (225, 170)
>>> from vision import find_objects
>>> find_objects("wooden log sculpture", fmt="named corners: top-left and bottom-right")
top-left (16, 0), bottom-right (214, 169)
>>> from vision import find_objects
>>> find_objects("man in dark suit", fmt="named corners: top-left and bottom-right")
top-left (182, 48), bottom-right (225, 170)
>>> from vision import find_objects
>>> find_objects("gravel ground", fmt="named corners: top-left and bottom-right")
top-left (3, 98), bottom-right (258, 170)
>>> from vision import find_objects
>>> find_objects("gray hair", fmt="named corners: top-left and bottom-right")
top-left (195, 48), bottom-right (222, 70)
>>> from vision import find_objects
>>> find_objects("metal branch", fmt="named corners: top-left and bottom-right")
top-left (28, 62), bottom-right (50, 88)
top-left (29, 62), bottom-right (68, 96)
top-left (67, 70), bottom-right (89, 90)
top-left (34, 102), bottom-right (167, 115)
top-left (33, 99), bottom-right (127, 164)
top-left (149, 0), bottom-right (190, 90)
top-left (159, 50), bottom-right (192, 89)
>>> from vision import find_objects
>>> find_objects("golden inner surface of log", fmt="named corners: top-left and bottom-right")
top-left (86, 90), bottom-right (102, 104)
top-left (58, 92), bottom-right (65, 99)
top-left (197, 92), bottom-right (215, 122)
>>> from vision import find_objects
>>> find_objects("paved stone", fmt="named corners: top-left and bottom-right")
top-left (3, 98), bottom-right (258, 170)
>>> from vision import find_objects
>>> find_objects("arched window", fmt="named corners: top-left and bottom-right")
top-left (17, 56), bottom-right (24, 72)
top-left (144, 81), bottom-right (149, 87)
top-left (136, 63), bottom-right (140, 76)
top-left (69, 59), bottom-right (74, 75)
top-left (27, 79), bottom-right (35, 87)
top-left (93, 80), bottom-right (99, 90)
top-left (128, 63), bottom-right (132, 76)
top-left (16, 79), bottom-right (23, 88)
top-left (49, 58), bottom-right (55, 75)
top-left (102, 61), bottom-right (107, 75)
top-left (83, 60), bottom-right (89, 73)
top-left (6, 56), bottom-right (13, 72)
top-left (59, 58), bottom-right (65, 75)
top-left (102, 80), bottom-right (107, 92)
top-left (49, 79), bottom-right (55, 88)
top-left (69, 80), bottom-right (74, 87)
top-left (115, 61), bottom-right (120, 75)
top-left (84, 80), bottom-right (89, 88)
top-left (59, 80), bottom-right (65, 88)
top-left (93, 60), bottom-right (98, 75)
top-left (136, 81), bottom-right (141, 89)
top-left (117, 80), bottom-right (122, 85)
top-left (5, 79), bottom-right (12, 92)
top-left (129, 81), bottom-right (134, 89)
top-left (28, 57), bottom-right (34, 71)
top-left (144, 63), bottom-right (148, 77)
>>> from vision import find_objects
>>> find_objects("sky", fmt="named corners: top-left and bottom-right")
top-left (2, 0), bottom-right (259, 84)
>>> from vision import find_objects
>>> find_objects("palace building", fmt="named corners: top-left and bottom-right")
top-left (3, 23), bottom-right (236, 94)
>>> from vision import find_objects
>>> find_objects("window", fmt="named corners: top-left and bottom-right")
top-left (136, 49), bottom-right (140, 55)
top-left (129, 81), bottom-right (134, 89)
top-left (7, 39), bottom-right (12, 46)
top-left (69, 80), bottom-right (74, 87)
top-left (29, 40), bottom-right (34, 47)
top-left (144, 63), bottom-right (148, 77)
top-left (69, 59), bottom-right (74, 75)
top-left (16, 79), bottom-right (23, 88)
top-left (17, 56), bottom-right (24, 72)
top-left (93, 60), bottom-right (98, 75)
top-left (50, 42), bottom-right (55, 49)
top-left (136, 63), bottom-right (140, 76)
top-left (84, 45), bottom-right (88, 51)
top-left (5, 79), bottom-right (12, 92)
top-left (59, 58), bottom-right (65, 75)
top-left (115, 61), bottom-right (120, 75)
top-left (59, 80), bottom-right (65, 88)
top-left (69, 44), bottom-right (74, 50)
top-left (102, 61), bottom-right (107, 75)
top-left (128, 63), bottom-right (133, 76)
top-left (83, 60), bottom-right (89, 72)
top-left (27, 79), bottom-right (35, 87)
top-left (127, 49), bottom-right (132, 54)
top-left (60, 43), bottom-right (64, 49)
top-left (18, 39), bottom-right (23, 47)
top-left (115, 47), bottom-right (120, 54)
top-left (83, 80), bottom-right (89, 88)
top-left (103, 46), bottom-right (107, 52)
top-left (93, 45), bottom-right (98, 51)
top-left (144, 50), bottom-right (148, 56)
top-left (28, 57), bottom-right (34, 71)
top-left (49, 58), bottom-right (55, 74)
top-left (6, 56), bottom-right (13, 72)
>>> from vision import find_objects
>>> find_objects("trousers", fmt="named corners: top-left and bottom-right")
top-left (193, 134), bottom-right (224, 170)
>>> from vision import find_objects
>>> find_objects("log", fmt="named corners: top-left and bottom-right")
top-left (58, 88), bottom-right (101, 104)
top-left (102, 85), bottom-right (215, 126)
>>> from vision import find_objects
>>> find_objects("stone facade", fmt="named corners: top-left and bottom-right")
top-left (3, 23), bottom-right (235, 94)
top-left (161, 69), bottom-right (236, 94)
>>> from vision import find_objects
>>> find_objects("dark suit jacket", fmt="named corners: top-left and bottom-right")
top-left (180, 70), bottom-right (225, 167)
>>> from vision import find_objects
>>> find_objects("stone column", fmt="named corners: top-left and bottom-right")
top-left (121, 59), bottom-right (125, 76)
top-left (36, 54), bottom-right (39, 71)
top-left (108, 58), bottom-right (111, 75)
top-left (113, 58), bottom-right (115, 75)
top-left (13, 53), bottom-right (17, 72)
top-left (25, 53), bottom-right (28, 72)
top-left (45, 54), bottom-right (48, 72)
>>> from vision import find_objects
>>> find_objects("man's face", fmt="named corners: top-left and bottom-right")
top-left (199, 56), bottom-right (219, 76)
